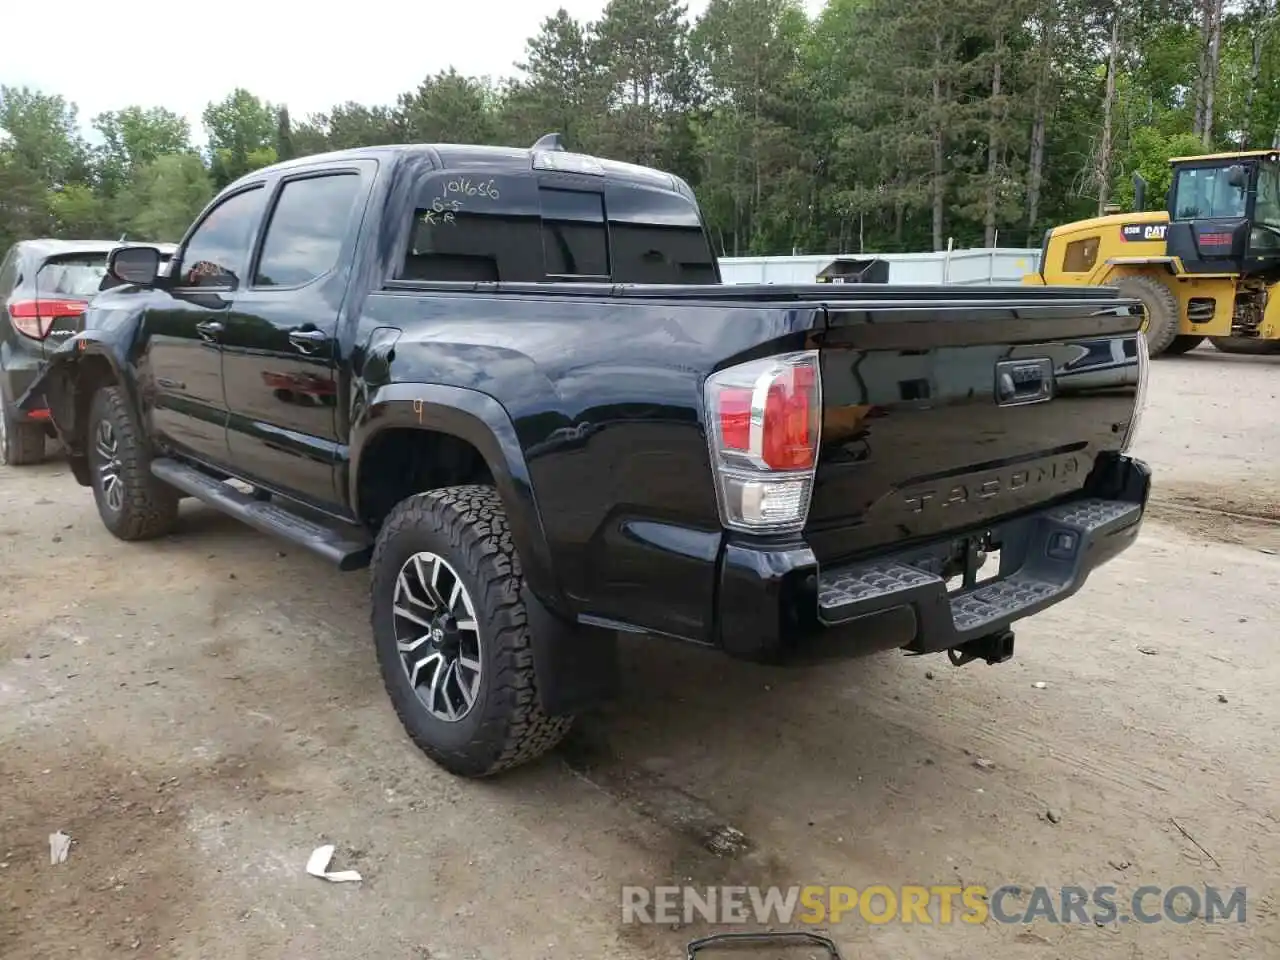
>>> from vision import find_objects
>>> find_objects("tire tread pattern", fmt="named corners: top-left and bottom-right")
top-left (89, 386), bottom-right (179, 541)
top-left (1114, 274), bottom-right (1181, 357)
top-left (371, 484), bottom-right (572, 777)
top-left (2, 417), bottom-right (45, 465)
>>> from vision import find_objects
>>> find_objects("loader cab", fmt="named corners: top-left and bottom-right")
top-left (1165, 151), bottom-right (1280, 280)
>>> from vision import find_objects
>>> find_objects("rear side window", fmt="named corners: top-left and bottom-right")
top-left (399, 171), bottom-right (716, 284)
top-left (605, 183), bottom-right (717, 284)
top-left (540, 188), bottom-right (608, 279)
top-left (254, 173), bottom-right (363, 287)
top-left (36, 254), bottom-right (109, 298)
top-left (404, 174), bottom-right (543, 283)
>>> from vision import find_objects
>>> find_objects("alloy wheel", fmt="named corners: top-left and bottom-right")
top-left (94, 418), bottom-right (125, 513)
top-left (392, 551), bottom-right (482, 722)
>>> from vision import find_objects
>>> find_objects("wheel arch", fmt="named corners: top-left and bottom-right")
top-left (349, 382), bottom-right (563, 612)
top-left (19, 338), bottom-right (137, 487)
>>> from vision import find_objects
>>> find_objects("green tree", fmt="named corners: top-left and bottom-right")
top-left (590, 0), bottom-right (698, 168)
top-left (397, 70), bottom-right (505, 144)
top-left (93, 106), bottom-right (193, 197)
top-left (0, 85), bottom-right (91, 187)
top-left (505, 10), bottom-right (606, 150)
top-left (275, 106), bottom-right (295, 162)
top-left (0, 153), bottom-right (52, 250)
top-left (691, 0), bottom-right (811, 254)
top-left (203, 89), bottom-right (278, 188)
top-left (117, 153), bottom-right (215, 242)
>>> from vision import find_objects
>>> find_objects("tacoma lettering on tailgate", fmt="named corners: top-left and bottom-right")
top-left (901, 454), bottom-right (1082, 514)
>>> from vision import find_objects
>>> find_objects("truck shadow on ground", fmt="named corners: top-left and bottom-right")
top-left (152, 500), bottom-right (988, 840)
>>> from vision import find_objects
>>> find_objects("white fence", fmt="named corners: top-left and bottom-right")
top-left (717, 248), bottom-right (1043, 286)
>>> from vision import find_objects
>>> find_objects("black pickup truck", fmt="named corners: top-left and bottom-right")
top-left (18, 138), bottom-right (1152, 777)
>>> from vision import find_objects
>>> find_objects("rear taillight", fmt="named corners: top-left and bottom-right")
top-left (7, 299), bottom-right (86, 340)
top-left (704, 350), bottom-right (822, 533)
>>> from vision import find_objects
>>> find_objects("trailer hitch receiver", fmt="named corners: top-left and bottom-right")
top-left (948, 629), bottom-right (1015, 667)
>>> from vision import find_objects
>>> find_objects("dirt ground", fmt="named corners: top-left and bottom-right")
top-left (3, 343), bottom-right (1279, 960)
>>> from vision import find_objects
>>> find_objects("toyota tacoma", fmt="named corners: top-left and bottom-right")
top-left (18, 137), bottom-right (1152, 777)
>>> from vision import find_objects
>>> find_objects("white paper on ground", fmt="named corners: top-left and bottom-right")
top-left (49, 831), bottom-right (72, 865)
top-left (306, 844), bottom-right (362, 882)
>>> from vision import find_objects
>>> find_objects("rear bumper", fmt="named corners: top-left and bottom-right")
top-left (1, 350), bottom-right (50, 421)
top-left (715, 454), bottom-right (1151, 662)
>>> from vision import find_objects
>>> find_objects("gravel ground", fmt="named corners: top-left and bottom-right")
top-left (2, 342), bottom-right (1278, 960)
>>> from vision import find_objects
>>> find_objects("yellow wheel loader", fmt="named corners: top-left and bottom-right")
top-left (1025, 150), bottom-right (1280, 357)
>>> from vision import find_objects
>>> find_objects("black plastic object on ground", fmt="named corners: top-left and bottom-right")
top-left (815, 257), bottom-right (889, 283)
top-left (686, 931), bottom-right (843, 959)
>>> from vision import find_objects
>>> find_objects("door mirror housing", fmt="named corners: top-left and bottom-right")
top-left (107, 245), bottom-right (164, 287)
top-left (1226, 164), bottom-right (1249, 189)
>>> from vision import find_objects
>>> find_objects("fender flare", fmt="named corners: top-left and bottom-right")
top-left (349, 382), bottom-right (565, 614)
top-left (16, 334), bottom-right (140, 487)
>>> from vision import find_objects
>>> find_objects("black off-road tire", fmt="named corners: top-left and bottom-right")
top-left (0, 390), bottom-right (47, 466)
top-left (87, 385), bottom-right (180, 540)
top-left (370, 484), bottom-right (573, 777)
top-left (1164, 335), bottom-right (1205, 356)
top-left (1210, 336), bottom-right (1280, 356)
top-left (1113, 274), bottom-right (1181, 357)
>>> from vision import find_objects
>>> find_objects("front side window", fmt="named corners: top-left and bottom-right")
top-left (1173, 166), bottom-right (1247, 221)
top-left (177, 187), bottom-right (266, 288)
top-left (254, 174), bottom-right (362, 287)
top-left (1249, 161), bottom-right (1280, 255)
top-left (1253, 162), bottom-right (1280, 229)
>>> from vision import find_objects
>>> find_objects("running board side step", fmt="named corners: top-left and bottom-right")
top-left (150, 458), bottom-right (373, 571)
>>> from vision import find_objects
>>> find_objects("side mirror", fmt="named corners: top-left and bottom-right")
top-left (1226, 164), bottom-right (1248, 189)
top-left (108, 245), bottom-right (163, 287)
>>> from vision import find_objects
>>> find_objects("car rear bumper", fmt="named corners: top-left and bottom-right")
top-left (1, 352), bottom-right (50, 421)
top-left (715, 453), bottom-right (1151, 662)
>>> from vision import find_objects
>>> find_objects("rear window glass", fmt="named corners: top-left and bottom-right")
top-left (540, 188), bottom-right (608, 279)
top-left (399, 171), bottom-right (716, 285)
top-left (37, 255), bottom-right (109, 298)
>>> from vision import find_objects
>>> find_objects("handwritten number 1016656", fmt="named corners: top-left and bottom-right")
top-left (421, 178), bottom-right (500, 226)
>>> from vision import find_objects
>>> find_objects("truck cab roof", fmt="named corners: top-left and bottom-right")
top-left (218, 140), bottom-right (718, 287)
top-left (229, 142), bottom-right (696, 200)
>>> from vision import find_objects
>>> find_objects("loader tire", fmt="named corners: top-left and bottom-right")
top-left (1210, 336), bottom-right (1280, 356)
top-left (1163, 335), bottom-right (1205, 356)
top-left (1113, 275), bottom-right (1181, 358)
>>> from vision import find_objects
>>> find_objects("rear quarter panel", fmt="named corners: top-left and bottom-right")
top-left (355, 289), bottom-right (818, 643)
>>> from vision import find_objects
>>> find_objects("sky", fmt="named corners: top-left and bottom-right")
top-left (3, 0), bottom-right (827, 145)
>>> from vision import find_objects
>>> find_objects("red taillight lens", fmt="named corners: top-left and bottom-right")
top-left (718, 387), bottom-right (754, 452)
top-left (705, 350), bottom-right (822, 533)
top-left (7, 299), bottom-right (86, 340)
top-left (762, 364), bottom-right (816, 469)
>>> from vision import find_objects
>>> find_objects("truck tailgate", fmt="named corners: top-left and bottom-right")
top-left (806, 296), bottom-right (1144, 564)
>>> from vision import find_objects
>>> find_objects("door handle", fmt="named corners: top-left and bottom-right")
top-left (288, 328), bottom-right (328, 354)
top-left (195, 320), bottom-right (223, 342)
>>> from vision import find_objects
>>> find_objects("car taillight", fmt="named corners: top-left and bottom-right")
top-left (7, 299), bottom-right (86, 340)
top-left (704, 350), bottom-right (822, 533)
